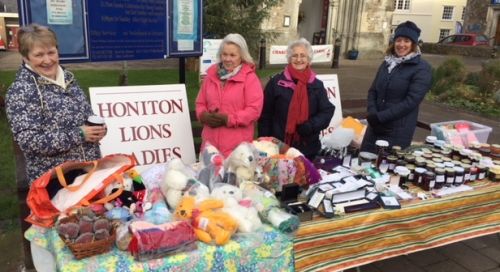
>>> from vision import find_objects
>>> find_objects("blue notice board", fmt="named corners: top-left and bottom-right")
top-left (18, 0), bottom-right (203, 62)
top-left (168, 0), bottom-right (203, 57)
top-left (18, 0), bottom-right (89, 61)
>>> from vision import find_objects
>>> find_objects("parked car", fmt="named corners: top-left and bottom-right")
top-left (437, 33), bottom-right (490, 46)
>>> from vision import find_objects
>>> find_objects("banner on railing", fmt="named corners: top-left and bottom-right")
top-left (269, 44), bottom-right (333, 64)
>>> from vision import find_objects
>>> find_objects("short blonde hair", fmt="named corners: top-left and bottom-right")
top-left (287, 38), bottom-right (313, 63)
top-left (17, 24), bottom-right (58, 59)
top-left (217, 33), bottom-right (254, 65)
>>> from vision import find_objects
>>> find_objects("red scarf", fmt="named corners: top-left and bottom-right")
top-left (285, 64), bottom-right (311, 146)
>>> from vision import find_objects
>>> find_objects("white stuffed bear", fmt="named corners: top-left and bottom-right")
top-left (224, 142), bottom-right (258, 186)
top-left (211, 183), bottom-right (262, 233)
top-left (160, 158), bottom-right (198, 209)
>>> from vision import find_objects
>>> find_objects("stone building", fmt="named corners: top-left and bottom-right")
top-left (464, 0), bottom-right (500, 46)
top-left (263, 0), bottom-right (394, 60)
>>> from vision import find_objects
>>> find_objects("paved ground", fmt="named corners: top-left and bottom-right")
top-left (1, 51), bottom-right (499, 272)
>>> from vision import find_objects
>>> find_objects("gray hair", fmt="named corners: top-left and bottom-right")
top-left (217, 33), bottom-right (254, 65)
top-left (18, 24), bottom-right (58, 59)
top-left (286, 38), bottom-right (313, 63)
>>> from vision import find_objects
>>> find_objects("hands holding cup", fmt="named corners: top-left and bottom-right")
top-left (81, 115), bottom-right (107, 143)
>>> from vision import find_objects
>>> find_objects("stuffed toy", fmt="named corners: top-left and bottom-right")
top-left (198, 143), bottom-right (225, 191)
top-left (240, 181), bottom-right (299, 233)
top-left (224, 142), bottom-right (258, 186)
top-left (142, 188), bottom-right (172, 225)
top-left (159, 158), bottom-right (198, 209)
top-left (211, 183), bottom-right (262, 233)
top-left (174, 196), bottom-right (238, 245)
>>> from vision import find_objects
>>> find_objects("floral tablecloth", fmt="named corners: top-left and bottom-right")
top-left (25, 224), bottom-right (294, 272)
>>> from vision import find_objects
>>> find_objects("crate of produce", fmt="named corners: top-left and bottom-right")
top-left (430, 120), bottom-right (492, 147)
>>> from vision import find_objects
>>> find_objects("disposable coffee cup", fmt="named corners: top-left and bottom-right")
top-left (85, 115), bottom-right (105, 126)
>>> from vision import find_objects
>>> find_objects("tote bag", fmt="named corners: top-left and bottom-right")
top-left (26, 154), bottom-right (136, 227)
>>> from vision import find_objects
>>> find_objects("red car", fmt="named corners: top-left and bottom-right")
top-left (438, 33), bottom-right (490, 46)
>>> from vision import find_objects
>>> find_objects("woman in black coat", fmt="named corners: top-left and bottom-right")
top-left (361, 21), bottom-right (432, 153)
top-left (258, 38), bottom-right (335, 160)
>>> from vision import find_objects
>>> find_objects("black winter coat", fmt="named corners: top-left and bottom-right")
top-left (258, 71), bottom-right (335, 159)
top-left (361, 55), bottom-right (432, 153)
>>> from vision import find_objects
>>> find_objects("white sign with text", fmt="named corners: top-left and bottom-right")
top-left (89, 85), bottom-right (196, 172)
top-left (199, 39), bottom-right (223, 76)
top-left (269, 44), bottom-right (333, 64)
top-left (316, 74), bottom-right (343, 138)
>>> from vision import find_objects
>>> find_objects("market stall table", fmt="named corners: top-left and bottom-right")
top-left (294, 179), bottom-right (500, 271)
top-left (25, 224), bottom-right (294, 271)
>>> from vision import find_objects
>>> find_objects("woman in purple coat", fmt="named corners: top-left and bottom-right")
top-left (361, 21), bottom-right (432, 153)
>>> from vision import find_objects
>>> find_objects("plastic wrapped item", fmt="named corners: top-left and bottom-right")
top-left (128, 220), bottom-right (197, 261)
top-left (198, 142), bottom-right (225, 191)
top-left (210, 183), bottom-right (263, 233)
top-left (240, 182), bottom-right (300, 233)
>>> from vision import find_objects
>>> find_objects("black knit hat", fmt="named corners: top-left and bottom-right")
top-left (394, 21), bottom-right (421, 44)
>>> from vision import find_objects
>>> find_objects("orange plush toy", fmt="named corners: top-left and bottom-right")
top-left (174, 196), bottom-right (238, 245)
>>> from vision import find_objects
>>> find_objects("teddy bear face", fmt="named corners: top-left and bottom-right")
top-left (211, 184), bottom-right (243, 202)
top-left (227, 143), bottom-right (256, 168)
top-left (174, 196), bottom-right (196, 220)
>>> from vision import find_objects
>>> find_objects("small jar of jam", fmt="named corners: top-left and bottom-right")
top-left (422, 171), bottom-right (436, 191)
top-left (404, 154), bottom-right (416, 164)
top-left (375, 140), bottom-right (389, 172)
top-left (387, 155), bottom-right (398, 173)
top-left (488, 165), bottom-right (500, 182)
top-left (391, 145), bottom-right (402, 156)
top-left (396, 159), bottom-right (407, 166)
top-left (395, 166), bottom-right (410, 188)
top-left (359, 152), bottom-right (378, 168)
top-left (406, 164), bottom-right (416, 183)
top-left (414, 167), bottom-right (427, 186)
top-left (461, 158), bottom-right (472, 165)
top-left (432, 157), bottom-right (443, 164)
top-left (434, 168), bottom-right (446, 189)
top-left (462, 164), bottom-right (471, 183)
top-left (425, 136), bottom-right (437, 145)
top-left (469, 166), bottom-right (478, 182)
top-left (477, 165), bottom-right (488, 180)
top-left (445, 168), bottom-right (456, 186)
top-left (453, 166), bottom-right (465, 186)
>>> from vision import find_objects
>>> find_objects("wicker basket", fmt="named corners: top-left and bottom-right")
top-left (58, 215), bottom-right (116, 260)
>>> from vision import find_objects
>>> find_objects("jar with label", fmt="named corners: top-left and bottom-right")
top-left (469, 166), bottom-right (478, 182)
top-left (445, 168), bottom-right (455, 186)
top-left (462, 164), bottom-right (471, 183)
top-left (387, 155), bottom-right (398, 173)
top-left (442, 157), bottom-right (452, 163)
top-left (415, 158), bottom-right (426, 168)
top-left (477, 165), bottom-right (488, 180)
top-left (453, 166), bottom-right (465, 186)
top-left (488, 165), bottom-right (500, 182)
top-left (375, 140), bottom-right (389, 172)
top-left (432, 157), bottom-right (443, 164)
top-left (441, 149), bottom-right (452, 158)
top-left (444, 161), bottom-right (455, 168)
top-left (434, 168), bottom-right (446, 189)
top-left (414, 167), bottom-right (427, 186)
top-left (395, 166), bottom-right (410, 188)
top-left (426, 162), bottom-right (436, 173)
top-left (404, 154), bottom-right (416, 164)
top-left (425, 136), bottom-right (437, 145)
top-left (422, 171), bottom-right (436, 191)
top-left (461, 158), bottom-right (472, 165)
top-left (359, 152), bottom-right (378, 168)
top-left (391, 145), bottom-right (401, 156)
top-left (396, 159), bottom-right (407, 167)
top-left (406, 164), bottom-right (416, 183)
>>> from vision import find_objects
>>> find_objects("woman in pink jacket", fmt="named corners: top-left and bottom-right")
top-left (195, 33), bottom-right (263, 157)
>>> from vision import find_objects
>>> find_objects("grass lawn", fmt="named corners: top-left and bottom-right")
top-left (0, 67), bottom-right (280, 225)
